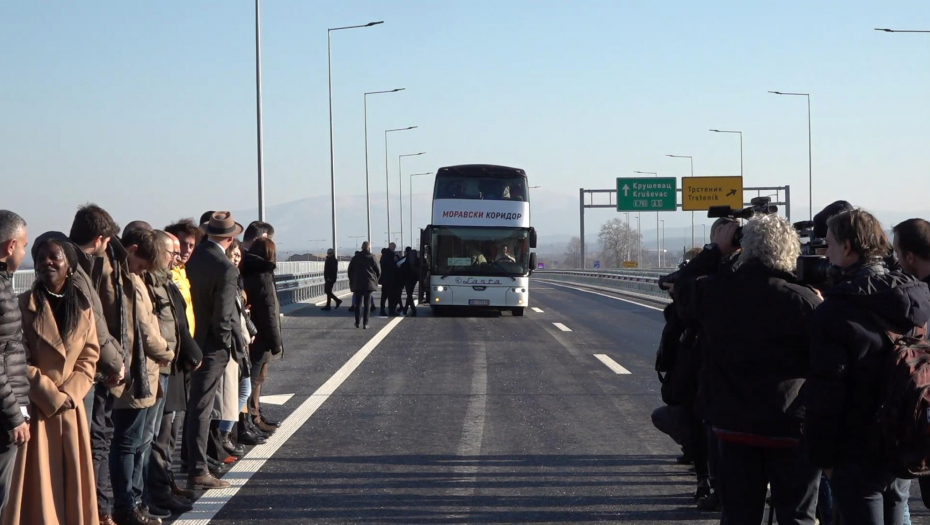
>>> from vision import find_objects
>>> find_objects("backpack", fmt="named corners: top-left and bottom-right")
top-left (872, 318), bottom-right (930, 479)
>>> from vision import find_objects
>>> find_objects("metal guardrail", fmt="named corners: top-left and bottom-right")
top-left (12, 267), bottom-right (349, 307)
top-left (534, 269), bottom-right (671, 301)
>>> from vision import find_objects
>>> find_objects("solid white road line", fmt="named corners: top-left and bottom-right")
top-left (553, 322), bottom-right (572, 332)
top-left (531, 307), bottom-right (544, 313)
top-left (594, 354), bottom-right (632, 375)
top-left (535, 279), bottom-right (665, 312)
top-left (258, 394), bottom-right (295, 406)
top-left (448, 342), bottom-right (488, 511)
top-left (174, 317), bottom-right (405, 525)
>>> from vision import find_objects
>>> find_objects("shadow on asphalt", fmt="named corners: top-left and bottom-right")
top-left (286, 303), bottom-right (508, 320)
top-left (218, 454), bottom-right (713, 523)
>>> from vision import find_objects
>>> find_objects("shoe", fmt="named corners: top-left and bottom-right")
top-left (253, 416), bottom-right (277, 434)
top-left (355, 321), bottom-right (360, 328)
top-left (238, 428), bottom-right (266, 445)
top-left (143, 503), bottom-right (171, 519)
top-left (380, 308), bottom-right (387, 317)
top-left (114, 508), bottom-right (161, 525)
top-left (221, 432), bottom-right (245, 457)
top-left (188, 473), bottom-right (231, 490)
top-left (241, 414), bottom-right (270, 442)
top-left (259, 411), bottom-right (281, 428)
top-left (363, 323), bottom-right (369, 329)
top-left (696, 491), bottom-right (721, 512)
top-left (348, 306), bottom-right (356, 313)
top-left (676, 454), bottom-right (693, 465)
top-left (694, 479), bottom-right (711, 501)
top-left (99, 514), bottom-right (119, 525)
top-left (150, 495), bottom-right (194, 515)
top-left (171, 483), bottom-right (195, 501)
top-left (321, 306), bottom-right (332, 311)
top-left (335, 299), bottom-right (343, 309)
top-left (410, 308), bottom-right (417, 317)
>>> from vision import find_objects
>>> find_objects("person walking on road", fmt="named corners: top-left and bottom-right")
top-left (3, 236), bottom-right (100, 525)
top-left (0, 211), bottom-right (30, 517)
top-left (321, 249), bottom-right (342, 311)
top-left (400, 247), bottom-right (419, 316)
top-left (379, 243), bottom-right (399, 316)
top-left (349, 242), bottom-right (380, 329)
top-left (185, 212), bottom-right (243, 491)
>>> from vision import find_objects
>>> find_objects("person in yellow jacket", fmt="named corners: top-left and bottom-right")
top-left (166, 219), bottom-right (202, 337)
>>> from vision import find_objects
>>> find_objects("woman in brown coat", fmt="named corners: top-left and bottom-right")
top-left (2, 237), bottom-right (100, 525)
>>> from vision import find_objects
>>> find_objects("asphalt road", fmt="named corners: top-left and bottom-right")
top-left (173, 282), bottom-right (930, 524)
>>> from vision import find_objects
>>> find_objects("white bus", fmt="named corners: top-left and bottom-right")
top-left (419, 164), bottom-right (538, 316)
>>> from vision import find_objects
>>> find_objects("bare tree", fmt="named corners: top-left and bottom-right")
top-left (563, 237), bottom-right (582, 268)
top-left (598, 218), bottom-right (640, 268)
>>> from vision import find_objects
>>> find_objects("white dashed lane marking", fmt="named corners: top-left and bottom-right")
top-left (553, 323), bottom-right (572, 332)
top-left (531, 307), bottom-right (544, 313)
top-left (594, 354), bottom-right (632, 375)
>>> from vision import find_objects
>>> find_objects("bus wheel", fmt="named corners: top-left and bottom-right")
top-left (512, 307), bottom-right (525, 317)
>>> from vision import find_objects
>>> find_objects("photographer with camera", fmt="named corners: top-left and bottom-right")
top-left (683, 214), bottom-right (823, 524)
top-left (806, 210), bottom-right (930, 525)
top-left (654, 219), bottom-right (742, 512)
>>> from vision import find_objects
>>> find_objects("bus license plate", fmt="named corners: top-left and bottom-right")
top-left (469, 299), bottom-right (490, 306)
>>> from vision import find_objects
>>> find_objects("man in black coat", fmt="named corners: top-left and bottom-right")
top-left (321, 248), bottom-right (342, 311)
top-left (349, 242), bottom-right (380, 329)
top-left (0, 211), bottom-right (30, 515)
top-left (687, 215), bottom-right (823, 524)
top-left (380, 243), bottom-right (399, 316)
top-left (807, 210), bottom-right (930, 524)
top-left (184, 212), bottom-right (243, 490)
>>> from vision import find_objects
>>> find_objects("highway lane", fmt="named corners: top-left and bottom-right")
top-left (172, 286), bottom-right (717, 524)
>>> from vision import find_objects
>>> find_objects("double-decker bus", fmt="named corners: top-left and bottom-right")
top-left (418, 164), bottom-right (537, 316)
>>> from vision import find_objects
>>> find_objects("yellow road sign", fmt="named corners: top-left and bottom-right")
top-left (622, 261), bottom-right (638, 268)
top-left (682, 176), bottom-right (743, 211)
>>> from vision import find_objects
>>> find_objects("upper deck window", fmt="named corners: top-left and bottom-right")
top-left (435, 175), bottom-right (528, 202)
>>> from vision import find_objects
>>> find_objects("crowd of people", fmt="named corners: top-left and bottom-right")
top-left (653, 203), bottom-right (930, 525)
top-left (0, 206), bottom-right (284, 525)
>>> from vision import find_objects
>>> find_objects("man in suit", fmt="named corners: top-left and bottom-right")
top-left (184, 212), bottom-right (243, 490)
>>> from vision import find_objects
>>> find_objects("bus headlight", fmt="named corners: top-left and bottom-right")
top-left (511, 287), bottom-right (526, 293)
top-left (434, 286), bottom-right (445, 292)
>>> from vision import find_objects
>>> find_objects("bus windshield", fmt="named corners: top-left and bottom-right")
top-left (432, 226), bottom-right (529, 276)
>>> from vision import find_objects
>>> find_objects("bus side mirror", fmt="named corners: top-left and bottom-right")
top-left (530, 228), bottom-right (538, 249)
top-left (529, 252), bottom-right (538, 274)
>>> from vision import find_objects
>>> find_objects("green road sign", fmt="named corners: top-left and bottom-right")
top-left (616, 177), bottom-right (678, 211)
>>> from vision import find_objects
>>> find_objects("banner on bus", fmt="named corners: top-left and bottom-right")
top-left (432, 199), bottom-right (530, 228)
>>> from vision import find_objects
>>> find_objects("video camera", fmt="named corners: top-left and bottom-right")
top-left (793, 220), bottom-right (834, 288)
top-left (707, 196), bottom-right (779, 247)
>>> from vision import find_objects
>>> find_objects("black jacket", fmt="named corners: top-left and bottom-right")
top-left (379, 249), bottom-right (397, 285)
top-left (0, 264), bottom-right (28, 432)
top-left (241, 252), bottom-right (283, 363)
top-left (690, 260), bottom-right (822, 440)
top-left (324, 256), bottom-right (338, 283)
top-left (400, 252), bottom-right (419, 286)
top-left (349, 252), bottom-right (381, 292)
top-left (186, 241), bottom-right (240, 356)
top-left (806, 262), bottom-right (930, 469)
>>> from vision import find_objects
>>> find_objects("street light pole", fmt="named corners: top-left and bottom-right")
top-left (634, 171), bottom-right (660, 268)
top-left (634, 215), bottom-right (641, 265)
top-left (769, 91), bottom-right (812, 220)
top-left (255, 0), bottom-right (266, 221)
top-left (364, 88), bottom-right (404, 243)
top-left (399, 152), bottom-right (426, 248)
top-left (660, 219), bottom-right (665, 267)
top-left (384, 126), bottom-right (417, 245)
top-left (348, 235), bottom-right (365, 249)
top-left (409, 172), bottom-right (432, 249)
top-left (621, 212), bottom-right (630, 262)
top-left (667, 155), bottom-right (694, 247)
top-left (709, 129), bottom-right (743, 177)
top-left (328, 20), bottom-right (383, 258)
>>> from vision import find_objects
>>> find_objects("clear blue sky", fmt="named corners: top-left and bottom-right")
top-left (2, 1), bottom-right (928, 245)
